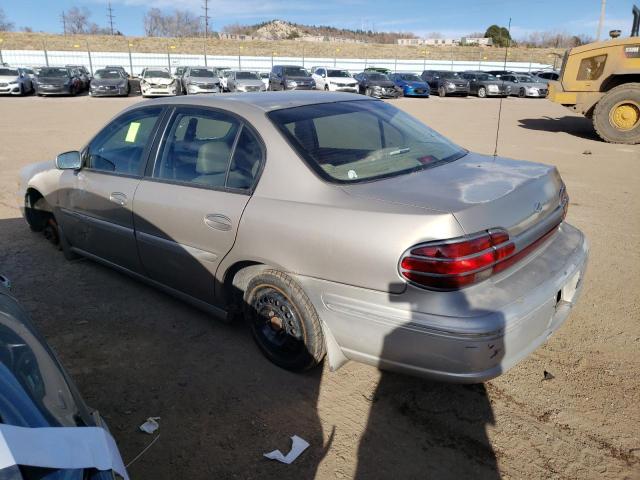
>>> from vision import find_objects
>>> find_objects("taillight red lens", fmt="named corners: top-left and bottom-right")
top-left (399, 224), bottom-right (558, 291)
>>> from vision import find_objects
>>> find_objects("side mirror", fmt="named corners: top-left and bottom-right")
top-left (322, 73), bottom-right (326, 78)
top-left (56, 151), bottom-right (82, 170)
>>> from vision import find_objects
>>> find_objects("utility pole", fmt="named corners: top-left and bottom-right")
top-left (596, 0), bottom-right (607, 40)
top-left (201, 0), bottom-right (209, 66)
top-left (107, 2), bottom-right (115, 36)
top-left (61, 11), bottom-right (67, 35)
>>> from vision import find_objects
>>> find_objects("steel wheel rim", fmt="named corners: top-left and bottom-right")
top-left (609, 101), bottom-right (640, 131)
top-left (252, 286), bottom-right (305, 360)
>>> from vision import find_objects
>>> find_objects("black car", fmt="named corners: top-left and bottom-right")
top-left (106, 65), bottom-right (130, 79)
top-left (353, 71), bottom-right (400, 98)
top-left (269, 65), bottom-right (316, 91)
top-left (460, 71), bottom-right (510, 98)
top-left (0, 276), bottom-right (128, 479)
top-left (66, 65), bottom-right (91, 90)
top-left (35, 67), bottom-right (83, 96)
top-left (89, 68), bottom-right (130, 97)
top-left (421, 70), bottom-right (469, 97)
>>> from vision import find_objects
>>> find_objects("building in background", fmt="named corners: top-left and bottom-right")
top-left (460, 37), bottom-right (493, 46)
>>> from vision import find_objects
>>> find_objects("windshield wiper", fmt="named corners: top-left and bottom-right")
top-left (389, 147), bottom-right (410, 156)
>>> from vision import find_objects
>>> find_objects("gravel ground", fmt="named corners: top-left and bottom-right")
top-left (0, 93), bottom-right (638, 480)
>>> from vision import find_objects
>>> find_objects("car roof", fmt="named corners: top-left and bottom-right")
top-left (134, 91), bottom-right (369, 113)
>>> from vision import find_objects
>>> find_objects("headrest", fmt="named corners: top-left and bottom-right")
top-left (196, 142), bottom-right (231, 175)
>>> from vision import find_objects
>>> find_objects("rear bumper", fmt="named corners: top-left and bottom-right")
top-left (294, 222), bottom-right (588, 382)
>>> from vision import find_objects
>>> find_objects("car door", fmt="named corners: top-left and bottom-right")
top-left (133, 106), bottom-right (264, 304)
top-left (463, 73), bottom-right (477, 94)
top-left (56, 105), bottom-right (165, 273)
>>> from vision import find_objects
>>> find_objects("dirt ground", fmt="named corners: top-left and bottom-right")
top-left (0, 92), bottom-right (638, 480)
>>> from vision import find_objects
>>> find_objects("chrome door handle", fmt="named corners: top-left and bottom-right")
top-left (109, 192), bottom-right (127, 206)
top-left (204, 214), bottom-right (232, 231)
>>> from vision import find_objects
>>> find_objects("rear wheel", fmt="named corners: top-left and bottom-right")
top-left (244, 270), bottom-right (326, 371)
top-left (593, 83), bottom-right (640, 144)
top-left (478, 86), bottom-right (487, 98)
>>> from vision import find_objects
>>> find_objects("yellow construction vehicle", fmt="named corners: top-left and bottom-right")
top-left (548, 5), bottom-right (640, 144)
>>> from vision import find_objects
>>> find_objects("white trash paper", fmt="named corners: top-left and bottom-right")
top-left (263, 435), bottom-right (309, 464)
top-left (139, 417), bottom-right (160, 434)
top-left (0, 423), bottom-right (129, 480)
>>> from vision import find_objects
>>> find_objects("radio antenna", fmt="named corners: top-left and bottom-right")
top-left (493, 17), bottom-right (512, 157)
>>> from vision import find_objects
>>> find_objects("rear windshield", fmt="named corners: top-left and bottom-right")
top-left (282, 66), bottom-right (309, 77)
top-left (399, 74), bottom-right (422, 81)
top-left (94, 70), bottom-right (122, 79)
top-left (516, 75), bottom-right (534, 82)
top-left (269, 100), bottom-right (466, 184)
top-left (476, 74), bottom-right (497, 81)
top-left (144, 70), bottom-right (170, 78)
top-left (367, 73), bottom-right (388, 80)
top-left (38, 68), bottom-right (69, 77)
top-left (190, 68), bottom-right (214, 77)
top-left (236, 71), bottom-right (260, 80)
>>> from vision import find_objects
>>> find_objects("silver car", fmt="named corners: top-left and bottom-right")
top-left (0, 66), bottom-right (34, 95)
top-left (501, 73), bottom-right (549, 98)
top-left (183, 66), bottom-right (220, 95)
top-left (225, 71), bottom-right (267, 93)
top-left (18, 92), bottom-right (588, 382)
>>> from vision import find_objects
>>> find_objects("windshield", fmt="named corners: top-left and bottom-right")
top-left (269, 100), bottom-right (466, 183)
top-left (476, 74), bottom-right (497, 81)
top-left (0, 68), bottom-right (18, 76)
top-left (190, 68), bottom-right (214, 78)
top-left (440, 71), bottom-right (461, 78)
top-left (94, 70), bottom-right (122, 80)
top-left (38, 68), bottom-right (69, 78)
top-left (327, 70), bottom-right (351, 77)
top-left (236, 71), bottom-right (260, 80)
top-left (283, 66), bottom-right (309, 77)
top-left (144, 70), bottom-right (171, 79)
top-left (367, 73), bottom-right (388, 81)
top-left (399, 74), bottom-right (421, 82)
top-left (516, 75), bottom-right (534, 82)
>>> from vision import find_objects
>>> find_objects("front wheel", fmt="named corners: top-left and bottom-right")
top-left (592, 83), bottom-right (640, 144)
top-left (324, 84), bottom-right (329, 91)
top-left (518, 88), bottom-right (526, 98)
top-left (244, 270), bottom-right (326, 371)
top-left (438, 86), bottom-right (446, 97)
top-left (478, 86), bottom-right (487, 98)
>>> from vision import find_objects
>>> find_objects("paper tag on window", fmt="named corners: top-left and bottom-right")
top-left (125, 122), bottom-right (141, 143)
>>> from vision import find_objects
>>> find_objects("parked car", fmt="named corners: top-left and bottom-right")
top-left (353, 71), bottom-right (400, 98)
top-left (421, 70), bottom-right (470, 97)
top-left (182, 67), bottom-right (220, 95)
top-left (18, 92), bottom-right (588, 382)
top-left (531, 70), bottom-right (560, 81)
top-left (89, 68), bottom-right (130, 97)
top-left (18, 66), bottom-right (37, 81)
top-left (259, 72), bottom-right (270, 89)
top-left (499, 73), bottom-right (549, 98)
top-left (35, 67), bottom-right (83, 96)
top-left (66, 65), bottom-right (91, 90)
top-left (388, 73), bottom-right (430, 97)
top-left (0, 66), bottom-right (34, 95)
top-left (311, 67), bottom-right (358, 92)
top-left (225, 70), bottom-right (266, 92)
top-left (139, 68), bottom-right (178, 97)
top-left (214, 67), bottom-right (231, 90)
top-left (0, 275), bottom-right (129, 479)
top-left (269, 65), bottom-right (316, 91)
top-left (460, 71), bottom-right (510, 98)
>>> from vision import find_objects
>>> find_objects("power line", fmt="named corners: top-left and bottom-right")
top-left (107, 1), bottom-right (115, 35)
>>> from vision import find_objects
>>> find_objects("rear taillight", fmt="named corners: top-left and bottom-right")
top-left (400, 222), bottom-right (560, 290)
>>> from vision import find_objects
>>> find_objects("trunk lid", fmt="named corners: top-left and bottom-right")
top-left (341, 152), bottom-right (564, 236)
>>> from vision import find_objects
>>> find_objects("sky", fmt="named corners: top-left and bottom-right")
top-left (3, 0), bottom-right (637, 39)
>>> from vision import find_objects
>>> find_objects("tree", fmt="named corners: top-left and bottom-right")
top-left (66, 6), bottom-right (91, 34)
top-left (143, 8), bottom-right (203, 37)
top-left (0, 8), bottom-right (14, 31)
top-left (484, 25), bottom-right (511, 47)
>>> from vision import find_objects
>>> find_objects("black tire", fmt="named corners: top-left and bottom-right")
top-left (518, 88), bottom-right (526, 98)
top-left (18, 84), bottom-right (24, 96)
top-left (324, 84), bottom-right (329, 91)
top-left (478, 86), bottom-right (487, 98)
top-left (365, 87), bottom-right (373, 96)
top-left (244, 270), bottom-right (326, 371)
top-left (70, 86), bottom-right (76, 97)
top-left (438, 85), bottom-right (446, 97)
top-left (592, 83), bottom-right (640, 144)
top-left (24, 193), bottom-right (48, 232)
